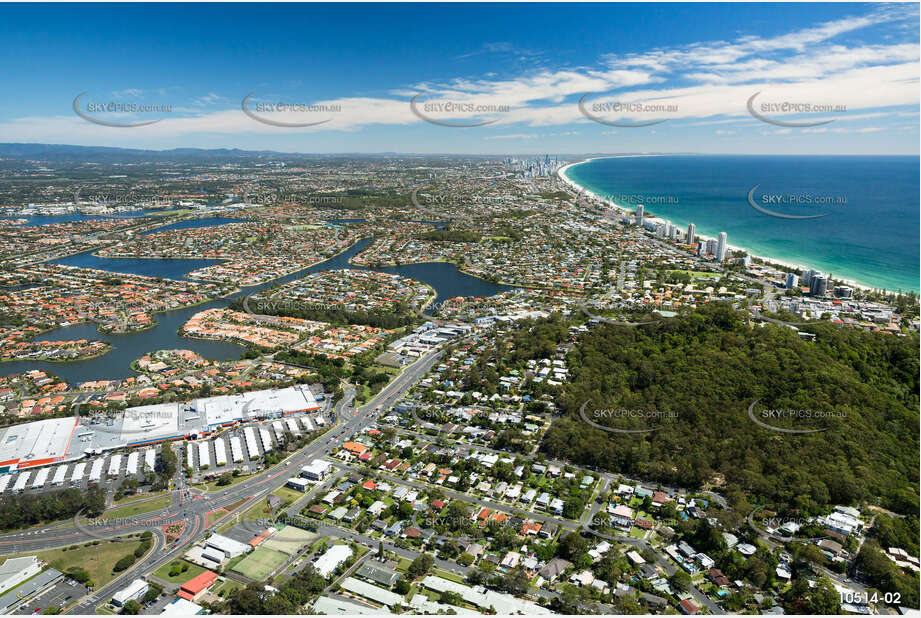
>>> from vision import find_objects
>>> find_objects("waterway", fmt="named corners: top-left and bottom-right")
top-left (1, 237), bottom-right (510, 382)
top-left (0, 211), bottom-right (155, 226)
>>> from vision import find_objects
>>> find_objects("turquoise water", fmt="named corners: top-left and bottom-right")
top-left (565, 155), bottom-right (919, 293)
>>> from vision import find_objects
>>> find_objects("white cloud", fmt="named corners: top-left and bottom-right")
top-left (1, 5), bottom-right (915, 144)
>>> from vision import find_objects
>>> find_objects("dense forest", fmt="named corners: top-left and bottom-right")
top-left (415, 229), bottom-right (481, 242)
top-left (538, 305), bottom-right (919, 517)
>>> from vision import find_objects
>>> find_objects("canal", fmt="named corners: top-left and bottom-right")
top-left (1, 237), bottom-right (510, 382)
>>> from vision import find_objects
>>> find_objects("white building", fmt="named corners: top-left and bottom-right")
top-left (301, 459), bottom-right (331, 481)
top-left (111, 578), bottom-right (148, 607)
top-left (313, 545), bottom-right (353, 578)
top-left (0, 556), bottom-right (42, 595)
top-left (339, 576), bottom-right (403, 608)
top-left (159, 598), bottom-right (203, 615)
top-left (287, 477), bottom-right (310, 491)
top-left (716, 232), bottom-right (728, 262)
top-left (204, 534), bottom-right (250, 562)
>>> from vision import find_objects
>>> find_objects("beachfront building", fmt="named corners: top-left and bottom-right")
top-left (716, 232), bottom-right (728, 262)
top-left (810, 275), bottom-right (829, 296)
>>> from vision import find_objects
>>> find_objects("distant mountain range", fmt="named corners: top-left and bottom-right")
top-left (0, 143), bottom-right (669, 164)
top-left (0, 143), bottom-right (322, 163)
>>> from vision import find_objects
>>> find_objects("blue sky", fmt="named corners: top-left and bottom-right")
top-left (0, 3), bottom-right (917, 154)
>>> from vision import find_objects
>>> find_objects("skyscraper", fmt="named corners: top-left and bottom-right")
top-left (716, 232), bottom-right (728, 262)
top-left (802, 269), bottom-right (819, 287)
top-left (785, 272), bottom-right (799, 289)
top-left (810, 275), bottom-right (828, 296)
top-left (834, 285), bottom-right (853, 298)
top-left (634, 204), bottom-right (644, 225)
top-left (686, 223), bottom-right (695, 245)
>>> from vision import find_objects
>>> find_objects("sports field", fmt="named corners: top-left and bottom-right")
top-left (261, 525), bottom-right (316, 555)
top-left (231, 547), bottom-right (288, 581)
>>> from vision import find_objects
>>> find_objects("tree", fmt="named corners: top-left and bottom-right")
top-left (113, 554), bottom-right (136, 572)
top-left (122, 600), bottom-right (141, 615)
top-left (394, 579), bottom-right (410, 595)
top-left (669, 570), bottom-right (692, 594)
top-left (142, 583), bottom-right (162, 604)
top-left (558, 531), bottom-right (588, 561)
top-left (407, 554), bottom-right (434, 579)
top-left (66, 567), bottom-right (90, 584)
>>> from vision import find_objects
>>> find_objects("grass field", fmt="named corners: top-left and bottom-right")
top-left (9, 538), bottom-right (149, 589)
top-left (211, 578), bottom-right (244, 598)
top-left (261, 525), bottom-right (316, 555)
top-left (231, 547), bottom-right (288, 581)
top-left (629, 526), bottom-right (647, 539)
top-left (668, 269), bottom-right (721, 279)
top-left (432, 568), bottom-right (465, 584)
top-left (103, 494), bottom-right (171, 519)
top-left (152, 560), bottom-right (207, 585)
top-left (193, 473), bottom-right (253, 492)
top-left (271, 486), bottom-right (305, 508)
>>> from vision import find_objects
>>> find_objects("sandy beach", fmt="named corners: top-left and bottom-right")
top-left (558, 156), bottom-right (878, 293)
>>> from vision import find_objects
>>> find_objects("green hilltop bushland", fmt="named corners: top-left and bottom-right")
top-left (537, 305), bottom-right (918, 517)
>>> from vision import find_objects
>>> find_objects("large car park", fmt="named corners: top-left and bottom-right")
top-left (182, 412), bottom-right (330, 480)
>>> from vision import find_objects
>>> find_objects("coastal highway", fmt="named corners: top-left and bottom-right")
top-left (0, 348), bottom-right (443, 613)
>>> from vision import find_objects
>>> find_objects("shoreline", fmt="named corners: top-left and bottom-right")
top-left (559, 157), bottom-right (895, 294)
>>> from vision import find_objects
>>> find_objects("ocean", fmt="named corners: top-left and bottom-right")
top-left (563, 155), bottom-right (919, 293)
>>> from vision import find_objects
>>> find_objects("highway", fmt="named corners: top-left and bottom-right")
top-left (0, 348), bottom-right (443, 614)
top-left (0, 320), bottom-right (732, 614)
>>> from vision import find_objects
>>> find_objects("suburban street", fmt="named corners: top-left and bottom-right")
top-left (0, 348), bottom-right (444, 613)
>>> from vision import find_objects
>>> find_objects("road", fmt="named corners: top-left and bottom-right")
top-left (397, 422), bottom-right (728, 509)
top-left (0, 348), bottom-right (444, 613)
